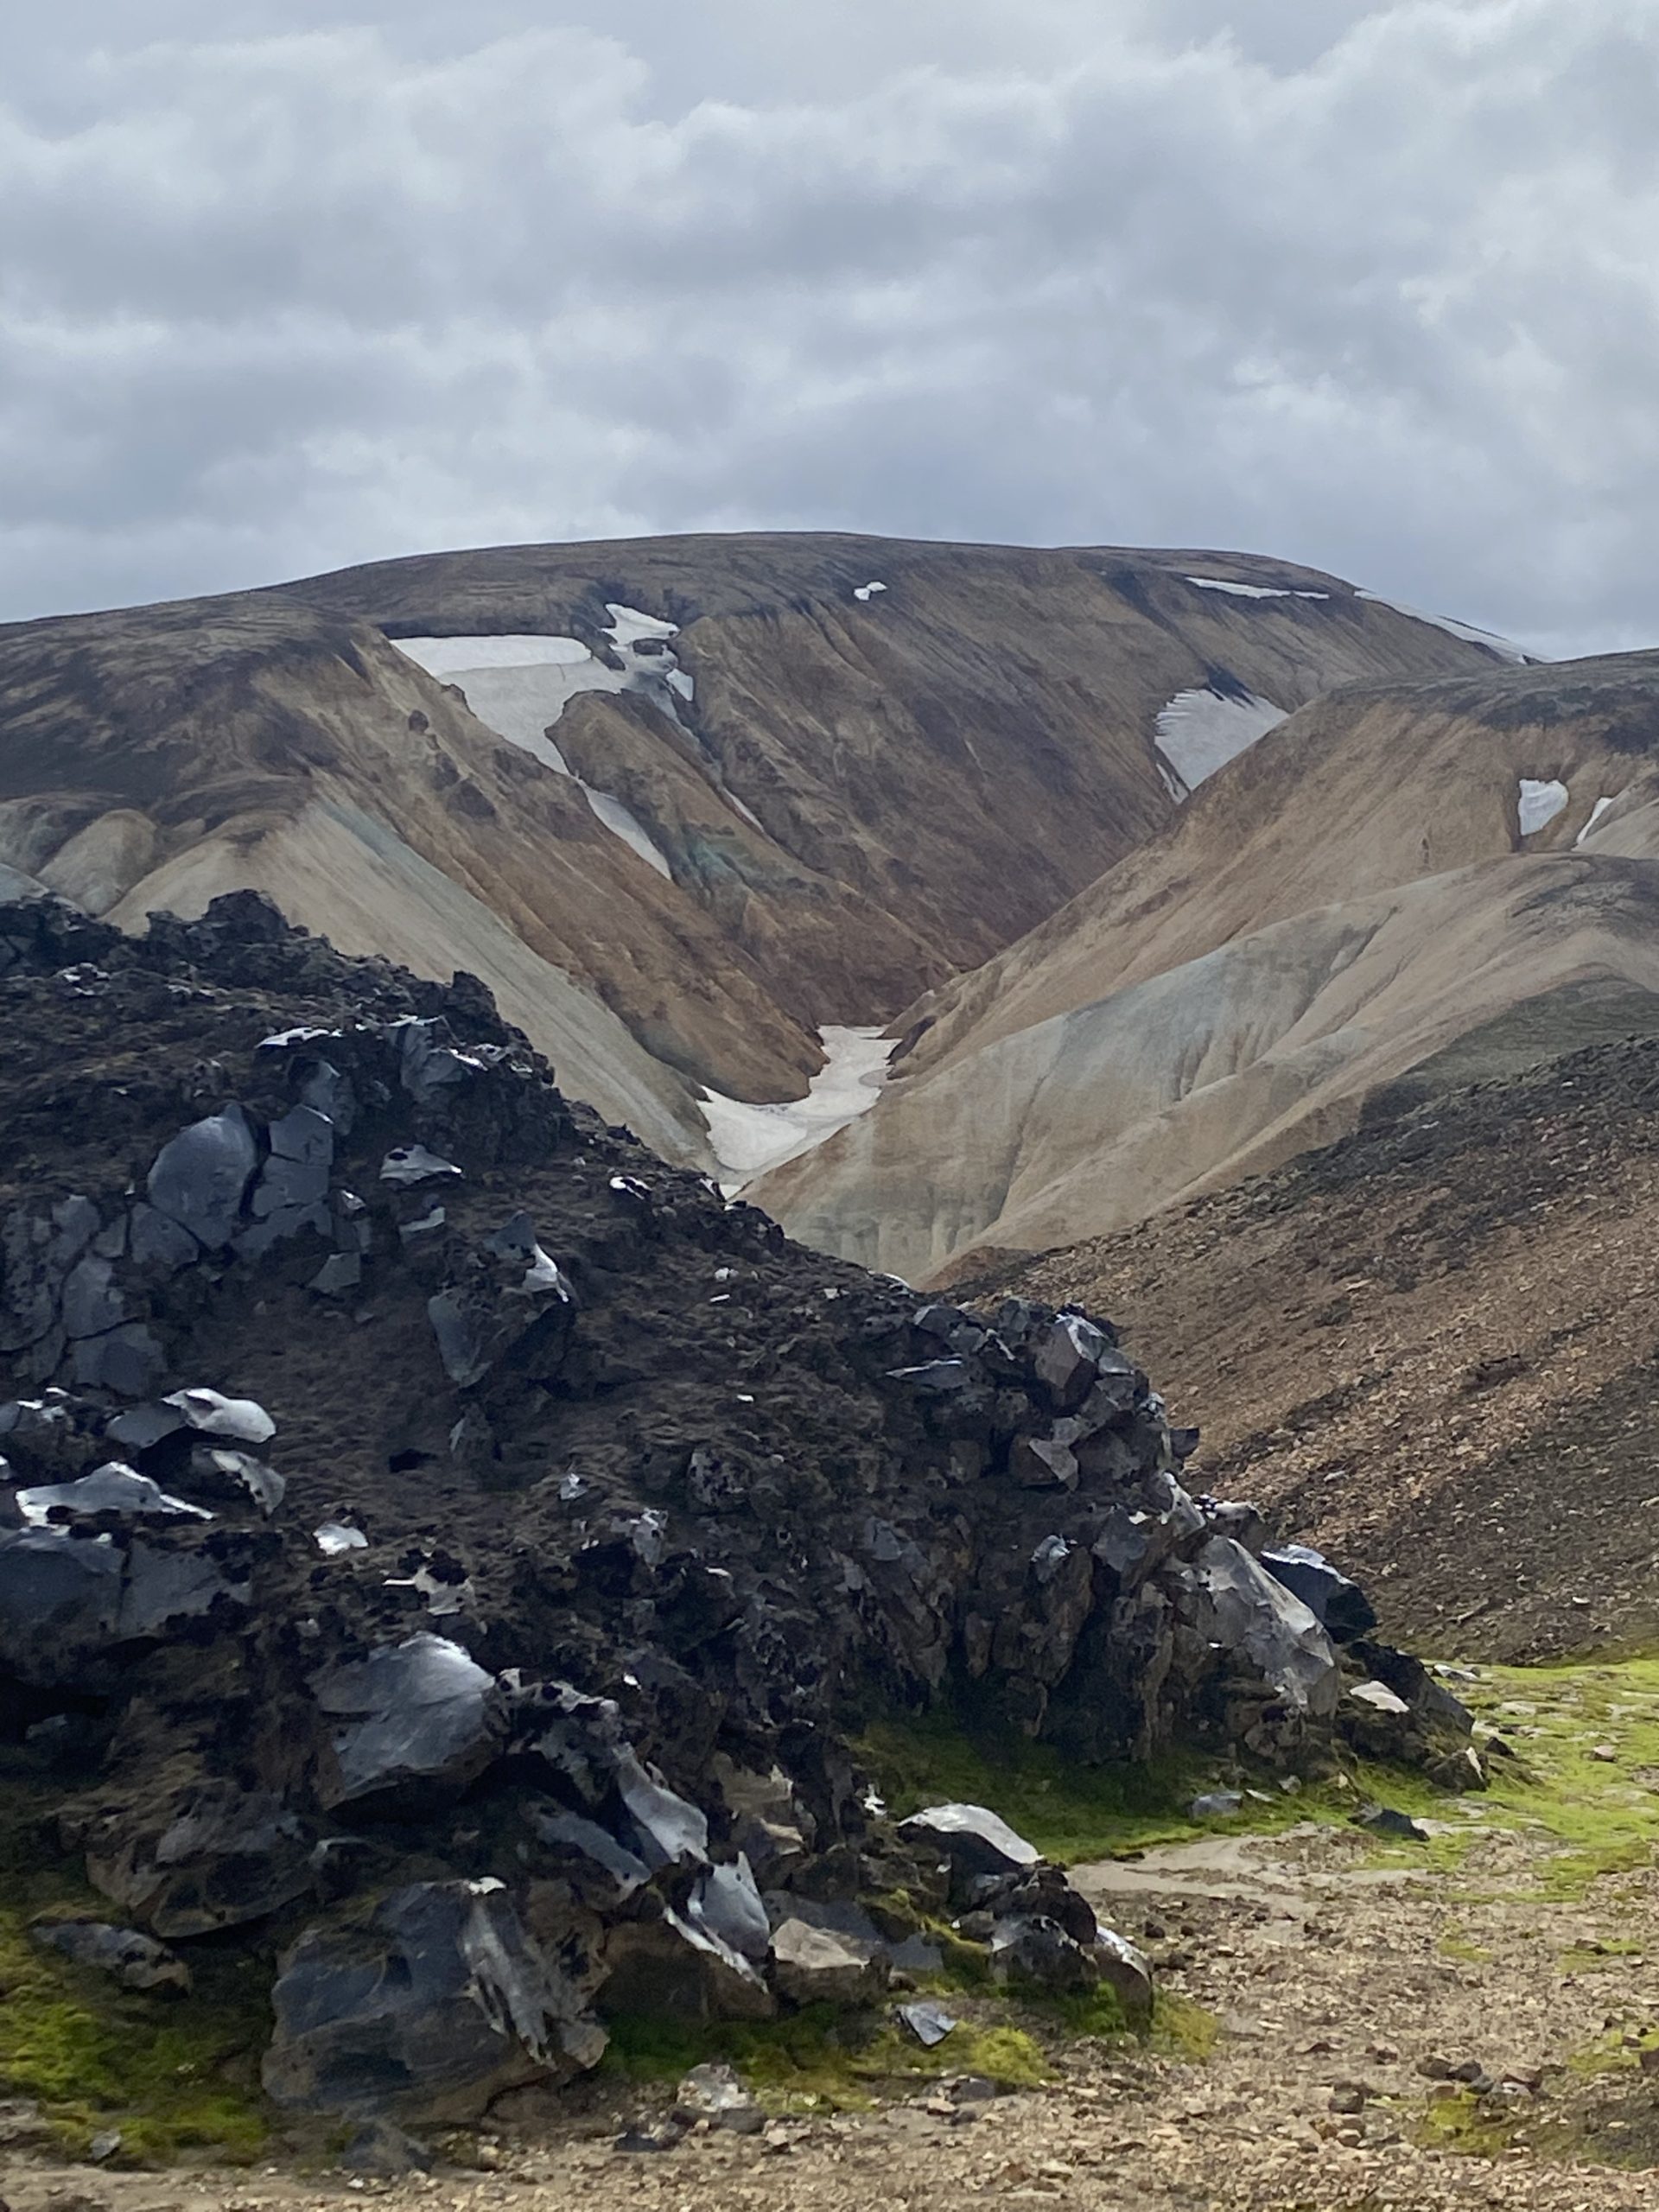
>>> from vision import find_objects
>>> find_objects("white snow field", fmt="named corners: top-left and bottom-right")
top-left (1155, 687), bottom-right (1288, 797)
top-left (393, 606), bottom-right (692, 878)
top-left (1357, 591), bottom-right (1532, 664)
top-left (853, 581), bottom-right (888, 602)
top-left (1577, 796), bottom-right (1618, 846)
top-left (697, 1025), bottom-right (898, 1189)
top-left (1518, 778), bottom-right (1570, 836)
top-left (1184, 575), bottom-right (1330, 601)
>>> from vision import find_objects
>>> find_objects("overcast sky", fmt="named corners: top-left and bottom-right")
top-left (3, 1), bottom-right (1655, 658)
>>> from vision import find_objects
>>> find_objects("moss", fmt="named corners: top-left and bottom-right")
top-left (856, 1709), bottom-right (1477, 1872)
top-left (1567, 2026), bottom-right (1659, 2078)
top-left (601, 2002), bottom-right (1049, 2109)
top-left (1445, 1657), bottom-right (1659, 1900)
top-left (1036, 1984), bottom-right (1128, 2040)
top-left (0, 1773), bottom-right (271, 2164)
top-left (1437, 1932), bottom-right (1494, 1965)
top-left (855, 1713), bottom-right (1217, 1862)
top-left (1148, 1993), bottom-right (1220, 2062)
top-left (1417, 2088), bottom-right (1517, 2158)
top-left (1560, 1941), bottom-right (1645, 1972)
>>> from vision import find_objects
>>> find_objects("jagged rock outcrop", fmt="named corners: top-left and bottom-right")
top-left (0, 891), bottom-right (1471, 2120)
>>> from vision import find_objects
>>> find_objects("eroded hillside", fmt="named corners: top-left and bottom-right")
top-left (760, 652), bottom-right (1659, 1278)
top-left (0, 534), bottom-right (1500, 1167)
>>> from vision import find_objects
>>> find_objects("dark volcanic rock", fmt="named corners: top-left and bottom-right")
top-left (263, 1878), bottom-right (605, 2120)
top-left (0, 893), bottom-right (1472, 2120)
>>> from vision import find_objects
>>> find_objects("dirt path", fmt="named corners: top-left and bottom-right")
top-left (10, 1669), bottom-right (1659, 2212)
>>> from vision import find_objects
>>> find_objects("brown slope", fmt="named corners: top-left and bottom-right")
top-left (0, 533), bottom-right (1497, 1160)
top-left (969, 1014), bottom-right (1659, 1662)
top-left (757, 650), bottom-right (1659, 1271)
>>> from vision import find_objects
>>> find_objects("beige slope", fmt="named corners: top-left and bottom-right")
top-left (757, 854), bottom-right (1659, 1281)
top-left (756, 650), bottom-right (1659, 1275)
top-left (894, 651), bottom-right (1659, 1084)
top-left (0, 532), bottom-right (1502, 1158)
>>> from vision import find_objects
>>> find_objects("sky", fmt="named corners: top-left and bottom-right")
top-left (3, 1), bottom-right (1656, 658)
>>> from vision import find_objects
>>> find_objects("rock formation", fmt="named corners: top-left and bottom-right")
top-left (0, 889), bottom-right (1470, 2123)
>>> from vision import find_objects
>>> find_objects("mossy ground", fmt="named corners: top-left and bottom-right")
top-left (861, 1657), bottom-right (1659, 1897)
top-left (600, 2001), bottom-right (1052, 2109)
top-left (7, 1655), bottom-right (1658, 2165)
top-left (0, 1769), bottom-right (271, 2164)
top-left (1458, 1656), bottom-right (1659, 1897)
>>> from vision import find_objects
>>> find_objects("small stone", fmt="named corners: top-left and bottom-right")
top-left (615, 2122), bottom-right (686, 2154)
top-left (949, 2075), bottom-right (1001, 2103)
top-left (897, 2000), bottom-right (959, 2048)
top-left (673, 2062), bottom-right (766, 2135)
top-left (1352, 1803), bottom-right (1429, 1841)
top-left (1189, 1791), bottom-right (1244, 1821)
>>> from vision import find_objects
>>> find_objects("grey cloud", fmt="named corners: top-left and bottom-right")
top-left (2, 1), bottom-right (1656, 658)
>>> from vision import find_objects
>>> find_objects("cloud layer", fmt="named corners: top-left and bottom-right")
top-left (3, 2), bottom-right (1655, 656)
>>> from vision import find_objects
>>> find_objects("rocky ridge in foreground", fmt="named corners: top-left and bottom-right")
top-left (0, 892), bottom-right (1471, 2131)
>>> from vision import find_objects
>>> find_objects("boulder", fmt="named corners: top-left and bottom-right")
top-left (1091, 1927), bottom-right (1155, 2030)
top-left (899, 1803), bottom-right (1042, 1899)
top-left (989, 1914), bottom-right (1099, 1995)
top-left (1261, 1544), bottom-right (1378, 1643)
top-left (1192, 1537), bottom-right (1340, 1719)
top-left (82, 1777), bottom-right (314, 1937)
top-left (601, 1904), bottom-right (775, 2021)
top-left (16, 1465), bottom-right (209, 1526)
top-left (264, 1879), bottom-right (606, 2120)
top-left (769, 1916), bottom-right (889, 2006)
top-left (146, 1106), bottom-right (258, 1249)
top-left (672, 2061), bottom-right (766, 2136)
top-left (313, 1632), bottom-right (504, 1806)
top-left (30, 1918), bottom-right (192, 1993)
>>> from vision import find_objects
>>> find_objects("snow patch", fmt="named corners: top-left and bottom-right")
top-left (582, 788), bottom-right (672, 878)
top-left (698, 1026), bottom-right (897, 1189)
top-left (1576, 796), bottom-right (1618, 846)
top-left (603, 602), bottom-right (679, 649)
top-left (393, 627), bottom-right (679, 877)
top-left (1156, 688), bottom-right (1288, 797)
top-left (1357, 592), bottom-right (1533, 664)
top-left (1518, 778), bottom-right (1570, 836)
top-left (853, 581), bottom-right (888, 602)
top-left (1185, 576), bottom-right (1330, 601)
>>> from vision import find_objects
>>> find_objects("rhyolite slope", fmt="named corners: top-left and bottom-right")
top-left (0, 534), bottom-right (1503, 1164)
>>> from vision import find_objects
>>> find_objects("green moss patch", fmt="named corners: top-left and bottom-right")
top-left (601, 2002), bottom-right (1050, 2109)
top-left (0, 1774), bottom-right (271, 2164)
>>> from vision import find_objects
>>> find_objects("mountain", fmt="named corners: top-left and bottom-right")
top-left (0, 533), bottom-right (1503, 1167)
top-left (758, 651), bottom-right (1659, 1281)
top-left (966, 1026), bottom-right (1659, 1662)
